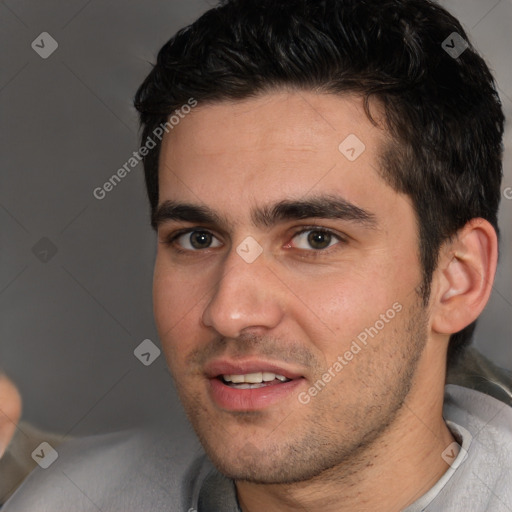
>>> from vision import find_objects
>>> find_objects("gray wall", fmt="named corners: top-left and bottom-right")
top-left (1, 0), bottom-right (511, 434)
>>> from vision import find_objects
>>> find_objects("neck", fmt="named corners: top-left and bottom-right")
top-left (236, 355), bottom-right (454, 512)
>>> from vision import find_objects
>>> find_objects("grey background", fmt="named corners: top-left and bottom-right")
top-left (1, 0), bottom-right (511, 435)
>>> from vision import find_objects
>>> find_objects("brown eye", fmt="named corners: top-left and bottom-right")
top-left (291, 229), bottom-right (340, 251)
top-left (175, 230), bottom-right (222, 250)
top-left (307, 230), bottom-right (332, 249)
top-left (190, 231), bottom-right (213, 249)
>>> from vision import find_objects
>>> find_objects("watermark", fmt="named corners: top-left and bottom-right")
top-left (298, 301), bottom-right (403, 404)
top-left (236, 236), bottom-right (263, 263)
top-left (441, 32), bottom-right (468, 59)
top-left (441, 441), bottom-right (468, 468)
top-left (134, 339), bottom-right (161, 366)
top-left (93, 98), bottom-right (198, 200)
top-left (31, 442), bottom-right (58, 469)
top-left (32, 237), bottom-right (58, 263)
top-left (338, 133), bottom-right (366, 162)
top-left (503, 187), bottom-right (512, 200)
top-left (31, 32), bottom-right (58, 59)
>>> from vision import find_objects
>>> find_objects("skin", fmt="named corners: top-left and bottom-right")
top-left (153, 91), bottom-right (497, 511)
top-left (0, 374), bottom-right (21, 458)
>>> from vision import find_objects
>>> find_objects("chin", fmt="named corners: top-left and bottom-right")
top-left (198, 433), bottom-right (338, 485)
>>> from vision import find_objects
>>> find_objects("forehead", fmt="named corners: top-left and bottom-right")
top-left (157, 91), bottom-right (392, 213)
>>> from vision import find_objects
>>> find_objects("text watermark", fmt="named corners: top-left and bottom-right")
top-left (93, 98), bottom-right (198, 200)
top-left (298, 301), bottom-right (403, 404)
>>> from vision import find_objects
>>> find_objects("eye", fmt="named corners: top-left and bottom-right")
top-left (174, 230), bottom-right (222, 250)
top-left (289, 229), bottom-right (342, 250)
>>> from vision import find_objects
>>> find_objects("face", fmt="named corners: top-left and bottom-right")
top-left (153, 91), bottom-right (429, 483)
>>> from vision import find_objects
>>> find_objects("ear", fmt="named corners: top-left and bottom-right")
top-left (430, 218), bottom-right (498, 335)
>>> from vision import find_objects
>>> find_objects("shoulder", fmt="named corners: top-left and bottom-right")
top-left (432, 385), bottom-right (512, 511)
top-left (2, 423), bottom-right (206, 512)
top-left (444, 384), bottom-right (512, 441)
top-left (444, 384), bottom-right (512, 473)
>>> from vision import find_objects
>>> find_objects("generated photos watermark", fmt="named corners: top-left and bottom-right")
top-left (93, 98), bottom-right (198, 200)
top-left (298, 301), bottom-right (403, 404)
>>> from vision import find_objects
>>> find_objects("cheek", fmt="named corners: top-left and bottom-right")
top-left (285, 260), bottom-right (416, 354)
top-left (152, 258), bottom-right (206, 356)
top-left (286, 264), bottom-right (381, 316)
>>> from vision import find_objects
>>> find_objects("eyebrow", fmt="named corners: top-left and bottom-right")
top-left (253, 195), bottom-right (377, 228)
top-left (152, 195), bottom-right (377, 230)
top-left (152, 202), bottom-right (223, 229)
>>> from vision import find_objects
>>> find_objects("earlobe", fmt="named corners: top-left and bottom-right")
top-left (431, 218), bottom-right (497, 335)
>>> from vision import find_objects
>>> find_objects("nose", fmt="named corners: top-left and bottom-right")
top-left (201, 246), bottom-right (284, 338)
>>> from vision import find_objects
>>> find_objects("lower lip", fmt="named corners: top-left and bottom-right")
top-left (208, 378), bottom-right (304, 411)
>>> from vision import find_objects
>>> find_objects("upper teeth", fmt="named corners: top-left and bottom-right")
top-left (223, 372), bottom-right (289, 384)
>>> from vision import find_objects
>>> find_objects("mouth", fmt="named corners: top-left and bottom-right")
top-left (204, 360), bottom-right (305, 411)
top-left (220, 371), bottom-right (291, 389)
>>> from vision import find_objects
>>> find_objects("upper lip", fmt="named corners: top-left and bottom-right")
top-left (204, 358), bottom-right (304, 380)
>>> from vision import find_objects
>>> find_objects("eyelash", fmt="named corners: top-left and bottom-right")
top-left (161, 226), bottom-right (347, 258)
top-left (287, 226), bottom-right (347, 257)
top-left (161, 228), bottom-right (211, 255)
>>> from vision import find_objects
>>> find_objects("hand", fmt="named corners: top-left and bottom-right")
top-left (0, 373), bottom-right (22, 458)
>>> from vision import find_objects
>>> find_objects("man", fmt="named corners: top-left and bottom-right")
top-left (133, 0), bottom-right (512, 509)
top-left (3, 0), bottom-right (511, 510)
